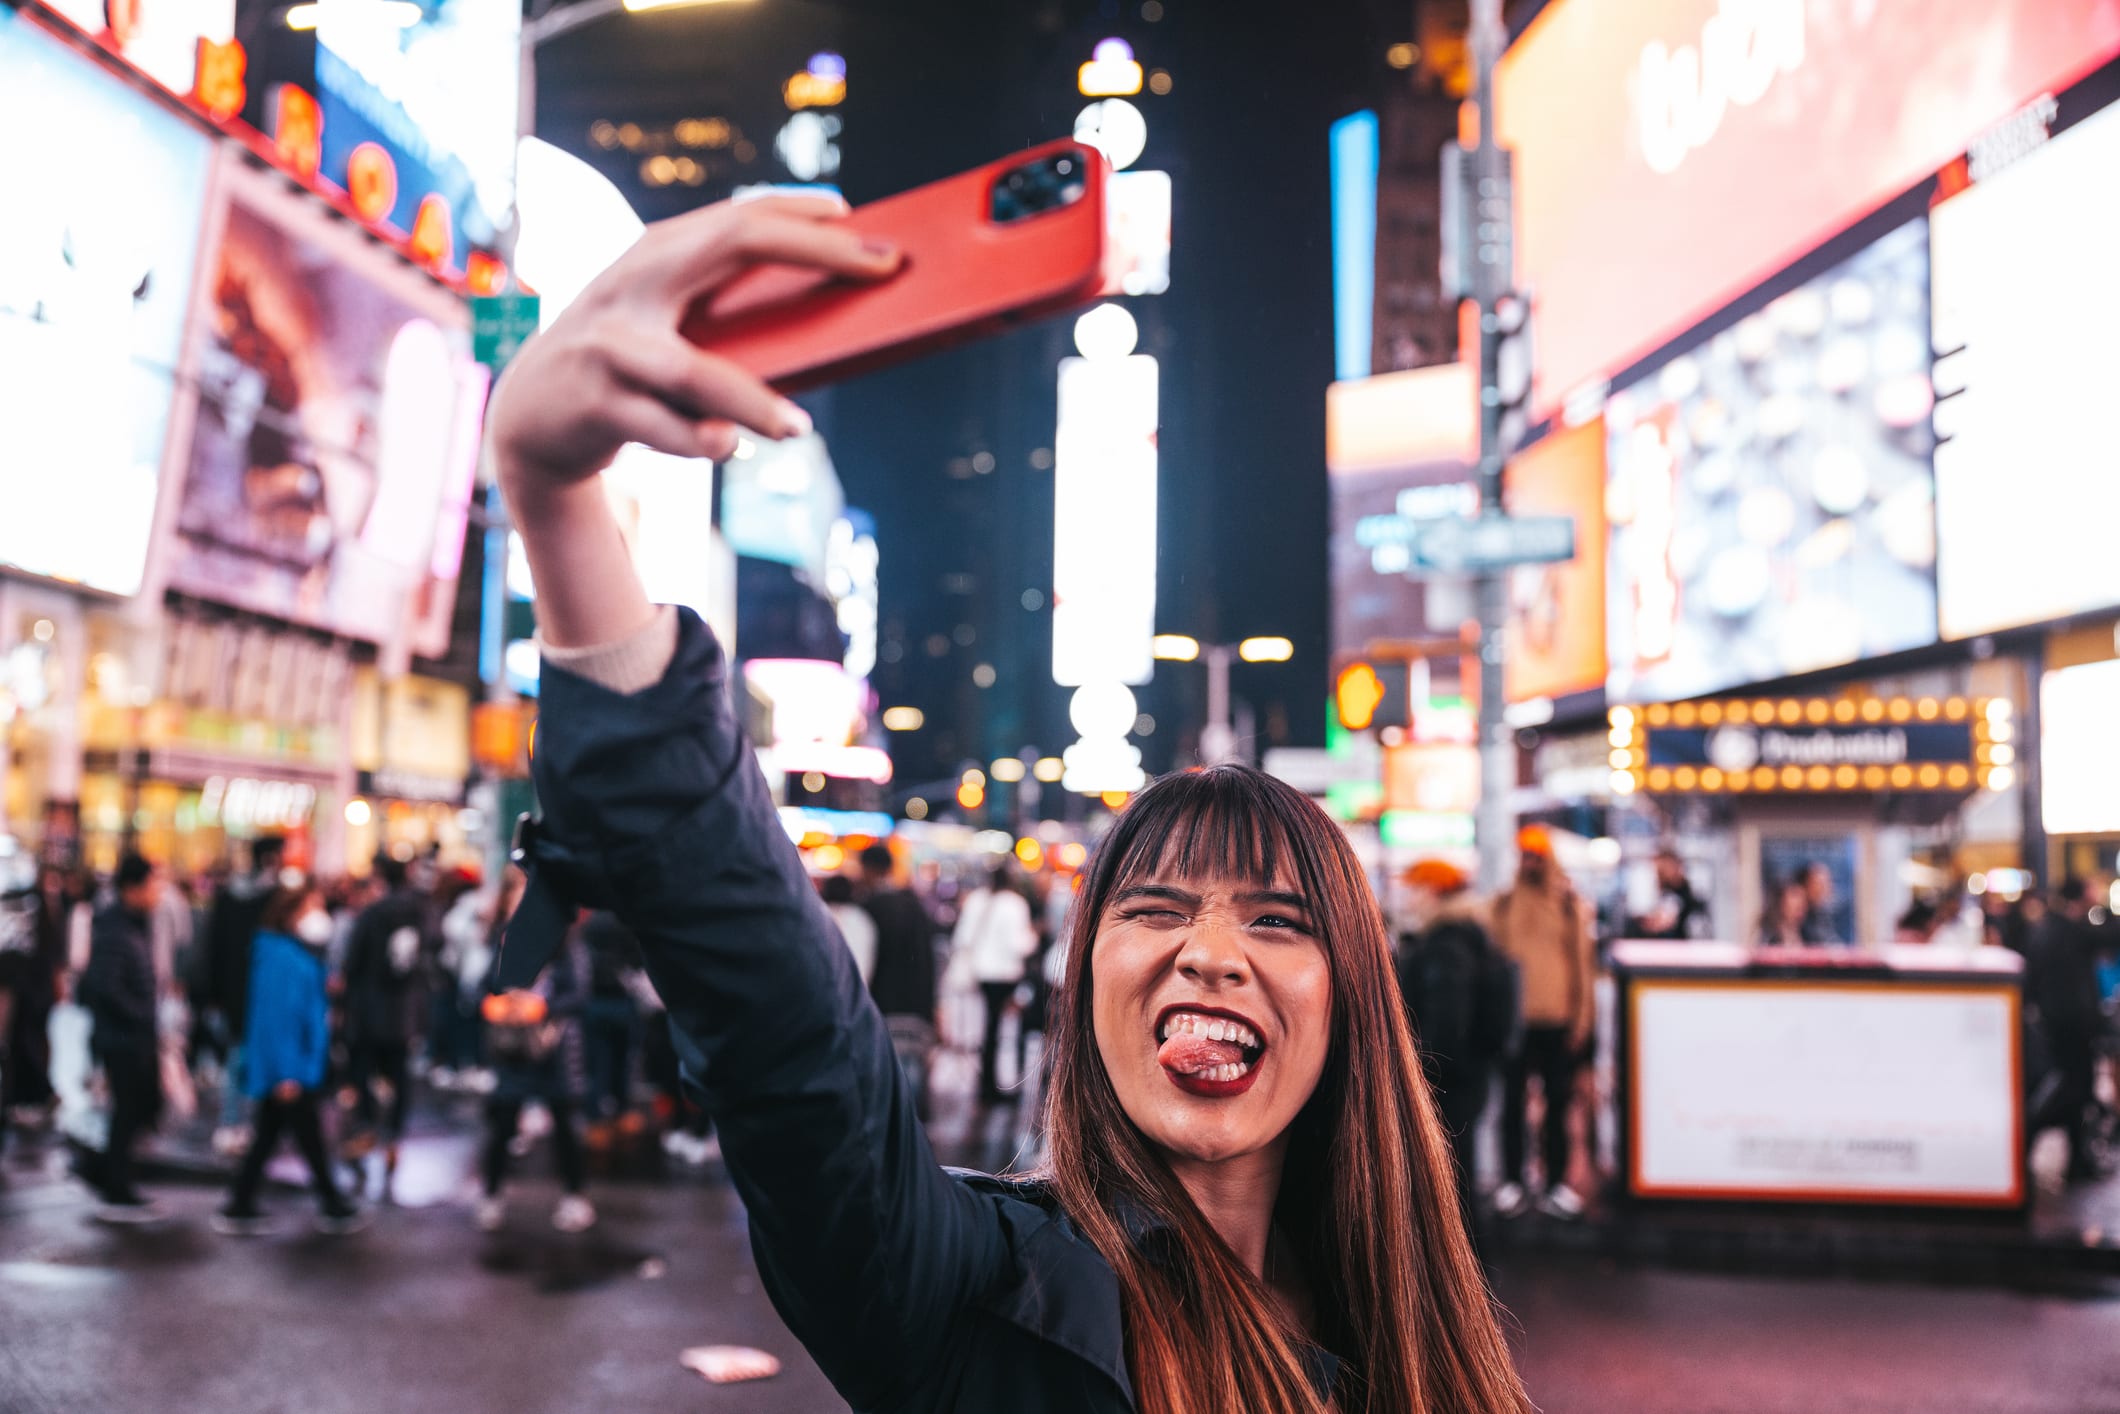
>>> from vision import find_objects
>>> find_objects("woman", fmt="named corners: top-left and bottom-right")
top-left (213, 884), bottom-right (365, 1236)
top-left (1760, 879), bottom-right (1811, 949)
top-left (486, 192), bottom-right (1527, 1411)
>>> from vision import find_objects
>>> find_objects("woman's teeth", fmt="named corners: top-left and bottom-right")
top-left (1158, 1011), bottom-right (1262, 1051)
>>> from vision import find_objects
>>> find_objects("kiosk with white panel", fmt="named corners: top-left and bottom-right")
top-left (1614, 941), bottom-right (2025, 1210)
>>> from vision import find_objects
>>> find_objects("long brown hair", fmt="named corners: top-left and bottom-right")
top-left (1039, 766), bottom-right (1528, 1413)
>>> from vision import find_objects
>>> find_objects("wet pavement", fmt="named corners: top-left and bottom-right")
top-left (4, 1058), bottom-right (2118, 1413)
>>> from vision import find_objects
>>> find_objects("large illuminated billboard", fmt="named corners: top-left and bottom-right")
top-left (1052, 353), bottom-right (1158, 687)
top-left (1605, 221), bottom-right (1936, 704)
top-left (1498, 0), bottom-right (2120, 416)
top-left (1931, 97), bottom-right (2120, 640)
top-left (0, 12), bottom-right (213, 596)
top-left (167, 156), bottom-right (485, 655)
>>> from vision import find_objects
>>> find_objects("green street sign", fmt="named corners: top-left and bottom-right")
top-left (471, 292), bottom-right (542, 373)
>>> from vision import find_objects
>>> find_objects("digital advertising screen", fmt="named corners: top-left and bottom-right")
top-left (1931, 97), bottom-right (2120, 640)
top-left (167, 156), bottom-right (484, 652)
top-left (0, 11), bottom-right (214, 596)
top-left (1503, 418), bottom-right (1607, 703)
top-left (1498, 0), bottom-right (2120, 417)
top-left (1605, 221), bottom-right (1937, 704)
top-left (2040, 659), bottom-right (2120, 837)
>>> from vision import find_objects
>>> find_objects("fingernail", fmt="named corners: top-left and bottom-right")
top-left (862, 238), bottom-right (899, 260)
top-left (778, 402), bottom-right (812, 438)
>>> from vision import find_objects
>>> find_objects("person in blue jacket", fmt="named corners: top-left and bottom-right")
top-left (482, 193), bottom-right (1528, 1413)
top-left (214, 884), bottom-right (366, 1237)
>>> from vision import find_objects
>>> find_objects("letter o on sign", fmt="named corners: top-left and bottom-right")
top-left (348, 142), bottom-right (399, 223)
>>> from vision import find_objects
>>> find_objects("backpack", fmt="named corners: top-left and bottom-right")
top-left (1400, 918), bottom-right (1520, 1068)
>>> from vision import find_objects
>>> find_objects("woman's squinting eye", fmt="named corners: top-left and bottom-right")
top-left (1253, 912), bottom-right (1312, 934)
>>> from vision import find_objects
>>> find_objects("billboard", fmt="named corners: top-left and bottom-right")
top-left (1502, 419), bottom-right (1606, 702)
top-left (1931, 97), bottom-right (2120, 639)
top-left (1053, 354), bottom-right (1158, 687)
top-left (0, 12), bottom-right (214, 596)
top-left (167, 156), bottom-right (485, 655)
top-left (1326, 363), bottom-right (1476, 659)
top-left (1498, 0), bottom-right (2120, 416)
top-left (1605, 220), bottom-right (1936, 704)
top-left (313, 0), bottom-right (520, 260)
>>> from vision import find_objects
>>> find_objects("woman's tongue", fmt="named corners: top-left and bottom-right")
top-left (1158, 1033), bottom-right (1245, 1075)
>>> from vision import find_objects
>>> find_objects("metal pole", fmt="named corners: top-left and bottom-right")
top-left (1469, 0), bottom-right (1514, 893)
top-left (1201, 646), bottom-right (1236, 765)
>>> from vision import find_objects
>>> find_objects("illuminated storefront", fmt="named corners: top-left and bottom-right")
top-left (346, 669), bottom-right (477, 871)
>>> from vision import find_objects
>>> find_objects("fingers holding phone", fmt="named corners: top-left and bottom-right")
top-left (487, 194), bottom-right (900, 495)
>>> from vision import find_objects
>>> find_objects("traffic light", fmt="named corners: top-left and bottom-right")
top-left (1334, 660), bottom-right (1408, 735)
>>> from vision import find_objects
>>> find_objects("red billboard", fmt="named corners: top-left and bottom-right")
top-left (1498, 0), bottom-right (2120, 416)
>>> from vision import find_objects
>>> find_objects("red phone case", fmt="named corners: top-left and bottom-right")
top-left (680, 138), bottom-right (1110, 392)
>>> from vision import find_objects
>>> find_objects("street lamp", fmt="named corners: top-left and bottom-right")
top-left (1155, 634), bottom-right (1294, 765)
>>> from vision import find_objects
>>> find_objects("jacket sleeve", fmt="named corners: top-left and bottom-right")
top-left (518, 609), bottom-right (1007, 1407)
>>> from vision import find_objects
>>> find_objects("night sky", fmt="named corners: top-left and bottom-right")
top-left (538, 0), bottom-right (1400, 800)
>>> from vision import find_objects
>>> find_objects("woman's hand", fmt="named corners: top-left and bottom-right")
top-left (489, 192), bottom-right (897, 489)
top-left (487, 193), bottom-right (900, 648)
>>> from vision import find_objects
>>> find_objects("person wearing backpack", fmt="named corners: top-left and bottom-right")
top-left (1395, 859), bottom-right (1518, 1242)
top-left (339, 853), bottom-right (433, 1191)
top-left (476, 921), bottom-right (595, 1234)
top-left (1490, 827), bottom-right (1597, 1221)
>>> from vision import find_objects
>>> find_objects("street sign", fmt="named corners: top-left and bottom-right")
top-left (1408, 513), bottom-right (1574, 573)
top-left (471, 292), bottom-right (542, 373)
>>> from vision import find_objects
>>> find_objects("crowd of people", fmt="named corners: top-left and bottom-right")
top-left (0, 829), bottom-right (1084, 1236)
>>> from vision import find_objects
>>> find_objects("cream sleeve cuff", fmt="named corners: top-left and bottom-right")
top-left (535, 605), bottom-right (679, 696)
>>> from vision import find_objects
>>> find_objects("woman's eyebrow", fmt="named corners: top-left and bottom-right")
top-left (1110, 884), bottom-right (1203, 908)
top-left (1236, 889), bottom-right (1314, 913)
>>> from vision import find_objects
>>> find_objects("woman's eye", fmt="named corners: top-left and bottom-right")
top-left (1253, 914), bottom-right (1309, 933)
top-left (1120, 908), bottom-right (1185, 923)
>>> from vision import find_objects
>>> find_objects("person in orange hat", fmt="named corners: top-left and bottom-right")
top-left (1394, 859), bottom-right (1518, 1246)
top-left (1489, 826), bottom-right (1596, 1221)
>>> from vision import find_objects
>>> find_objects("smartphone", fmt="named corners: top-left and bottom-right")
top-left (681, 138), bottom-right (1110, 391)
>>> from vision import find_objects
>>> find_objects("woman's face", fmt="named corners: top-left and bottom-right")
top-left (1090, 869), bottom-right (1334, 1167)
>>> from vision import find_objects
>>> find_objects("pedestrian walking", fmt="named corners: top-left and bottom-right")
top-left (201, 835), bottom-right (284, 1156)
top-left (1490, 827), bottom-right (1597, 1221)
top-left (74, 854), bottom-right (167, 1223)
top-left (480, 197), bottom-right (1528, 1412)
top-left (339, 854), bottom-right (432, 1190)
top-left (476, 924), bottom-right (594, 1234)
top-left (952, 864), bottom-right (1038, 1101)
top-left (1395, 859), bottom-right (1519, 1240)
top-left (214, 884), bottom-right (366, 1236)
top-left (857, 844), bottom-right (938, 1109)
top-left (2027, 878), bottom-right (2109, 1183)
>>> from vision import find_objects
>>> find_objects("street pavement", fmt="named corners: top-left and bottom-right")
top-left (4, 1069), bottom-right (2119, 1413)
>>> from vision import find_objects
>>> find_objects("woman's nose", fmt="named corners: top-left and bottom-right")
top-left (1173, 925), bottom-right (1251, 988)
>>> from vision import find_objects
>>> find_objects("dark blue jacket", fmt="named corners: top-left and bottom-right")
top-left (243, 931), bottom-right (329, 1098)
top-left (499, 610), bottom-right (1343, 1412)
top-left (79, 903), bottom-right (157, 1049)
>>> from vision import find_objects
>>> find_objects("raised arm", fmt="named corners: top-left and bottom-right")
top-left (486, 197), bottom-right (1006, 1408)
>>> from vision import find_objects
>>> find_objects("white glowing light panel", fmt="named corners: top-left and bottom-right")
top-left (1052, 354), bottom-right (1158, 687)
top-left (2041, 659), bottom-right (2120, 837)
top-left (1632, 980), bottom-right (2020, 1205)
top-left (1931, 99), bottom-right (2120, 639)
